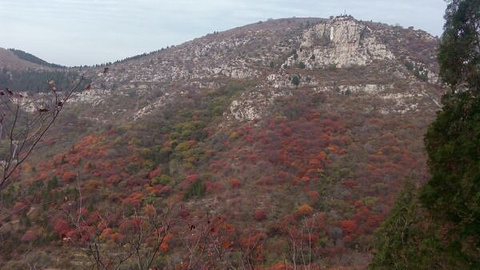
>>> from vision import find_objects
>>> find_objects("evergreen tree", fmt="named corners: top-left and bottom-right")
top-left (370, 181), bottom-right (443, 270)
top-left (420, 0), bottom-right (480, 266)
top-left (437, 0), bottom-right (480, 91)
top-left (372, 1), bottom-right (480, 268)
top-left (420, 91), bottom-right (480, 267)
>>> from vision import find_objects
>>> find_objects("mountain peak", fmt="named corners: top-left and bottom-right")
top-left (0, 16), bottom-right (446, 270)
top-left (63, 16), bottom-right (440, 123)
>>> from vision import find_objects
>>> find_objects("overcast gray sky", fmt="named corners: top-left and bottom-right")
top-left (0, 0), bottom-right (447, 67)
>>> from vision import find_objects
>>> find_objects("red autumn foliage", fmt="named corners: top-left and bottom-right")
top-left (86, 212), bottom-right (101, 225)
top-left (21, 230), bottom-right (38, 243)
top-left (253, 209), bottom-right (267, 221)
top-left (148, 168), bottom-right (162, 179)
top-left (62, 171), bottom-right (77, 183)
top-left (160, 233), bottom-right (173, 252)
top-left (7, 80), bottom-right (436, 269)
top-left (12, 202), bottom-right (28, 214)
top-left (340, 220), bottom-right (357, 235)
top-left (295, 204), bottom-right (314, 217)
top-left (54, 219), bottom-right (70, 236)
top-left (119, 217), bottom-right (143, 234)
top-left (99, 227), bottom-right (113, 240)
top-left (185, 174), bottom-right (199, 183)
top-left (230, 178), bottom-right (241, 188)
top-left (37, 170), bottom-right (49, 181)
top-left (178, 209), bottom-right (190, 220)
top-left (53, 154), bottom-right (65, 165)
top-left (204, 180), bottom-right (224, 193)
top-left (126, 178), bottom-right (150, 187)
top-left (106, 174), bottom-right (122, 184)
top-left (143, 204), bottom-right (157, 218)
top-left (122, 192), bottom-right (143, 207)
top-left (66, 225), bottom-right (95, 244)
top-left (307, 190), bottom-right (320, 202)
top-left (343, 179), bottom-right (358, 188)
top-left (146, 185), bottom-right (171, 196)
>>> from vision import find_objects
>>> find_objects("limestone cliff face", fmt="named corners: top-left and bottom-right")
top-left (289, 16), bottom-right (395, 68)
top-left (224, 17), bottom-right (441, 122)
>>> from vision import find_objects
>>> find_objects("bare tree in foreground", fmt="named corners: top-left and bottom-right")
top-left (60, 199), bottom-right (173, 270)
top-left (0, 77), bottom-right (85, 191)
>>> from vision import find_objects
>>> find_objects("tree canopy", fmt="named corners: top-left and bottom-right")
top-left (421, 1), bottom-right (480, 264)
top-left (438, 0), bottom-right (480, 91)
top-left (372, 0), bottom-right (480, 268)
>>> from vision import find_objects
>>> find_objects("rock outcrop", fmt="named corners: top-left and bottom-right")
top-left (288, 16), bottom-right (395, 68)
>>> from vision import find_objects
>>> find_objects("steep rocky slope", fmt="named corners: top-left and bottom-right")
top-left (71, 16), bottom-right (441, 123)
top-left (0, 16), bottom-right (444, 269)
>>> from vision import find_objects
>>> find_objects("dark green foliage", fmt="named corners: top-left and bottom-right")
top-left (413, 69), bottom-right (428, 82)
top-left (141, 146), bottom-right (173, 166)
top-left (183, 179), bottom-right (205, 200)
top-left (222, 81), bottom-right (248, 96)
top-left (405, 61), bottom-right (429, 81)
top-left (292, 49), bottom-right (298, 60)
top-left (27, 180), bottom-right (44, 196)
top-left (420, 3), bottom-right (480, 264)
top-left (372, 1), bottom-right (480, 268)
top-left (126, 163), bottom-right (140, 174)
top-left (421, 91), bottom-right (480, 266)
top-left (291, 75), bottom-right (300, 87)
top-left (0, 233), bottom-right (21, 260)
top-left (47, 176), bottom-right (58, 190)
top-left (437, 0), bottom-right (480, 90)
top-left (134, 81), bottom-right (251, 182)
top-left (0, 185), bottom-right (16, 208)
top-left (0, 67), bottom-right (90, 93)
top-left (404, 61), bottom-right (414, 71)
top-left (209, 96), bottom-right (228, 116)
top-left (370, 181), bottom-right (444, 270)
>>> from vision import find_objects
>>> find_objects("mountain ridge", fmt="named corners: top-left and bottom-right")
top-left (65, 16), bottom-right (441, 125)
top-left (0, 16), bottom-right (446, 269)
top-left (8, 48), bottom-right (64, 68)
top-left (0, 47), bottom-right (47, 70)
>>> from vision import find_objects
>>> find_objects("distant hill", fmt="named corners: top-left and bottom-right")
top-left (0, 47), bottom-right (89, 93)
top-left (0, 47), bottom-right (42, 70)
top-left (8, 48), bottom-right (64, 68)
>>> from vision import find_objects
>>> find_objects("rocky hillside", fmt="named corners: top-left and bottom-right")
top-left (70, 16), bottom-right (440, 122)
top-left (0, 16), bottom-right (445, 269)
